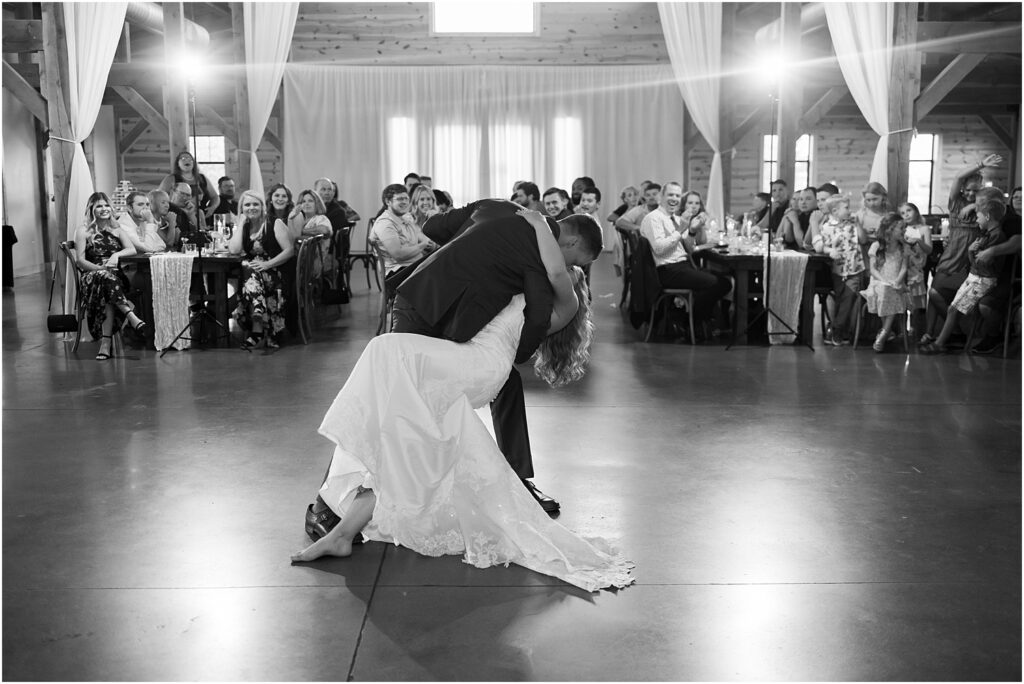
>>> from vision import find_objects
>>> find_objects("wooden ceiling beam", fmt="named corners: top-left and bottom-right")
top-left (118, 119), bottom-right (151, 154)
top-left (799, 86), bottom-right (848, 130)
top-left (916, 53), bottom-right (986, 120)
top-left (979, 113), bottom-right (1015, 149)
top-left (112, 85), bottom-right (169, 134)
top-left (915, 21), bottom-right (1022, 54)
top-left (2, 20), bottom-right (44, 52)
top-left (2, 59), bottom-right (47, 124)
top-left (195, 103), bottom-right (238, 147)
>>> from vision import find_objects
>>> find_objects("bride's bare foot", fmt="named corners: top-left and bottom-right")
top-left (291, 530), bottom-right (354, 562)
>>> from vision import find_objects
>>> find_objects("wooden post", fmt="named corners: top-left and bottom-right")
top-left (231, 2), bottom-right (251, 190)
top-left (40, 2), bottom-right (73, 259)
top-left (775, 2), bottom-right (802, 189)
top-left (887, 2), bottom-right (920, 205)
top-left (718, 3), bottom-right (736, 215)
top-left (680, 103), bottom-right (690, 189)
top-left (162, 2), bottom-right (189, 163)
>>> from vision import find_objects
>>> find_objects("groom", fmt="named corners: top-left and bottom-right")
top-left (305, 199), bottom-right (602, 539)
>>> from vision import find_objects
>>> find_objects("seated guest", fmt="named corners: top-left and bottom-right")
top-left (777, 186), bottom-right (817, 250)
top-left (640, 181), bottom-right (731, 337)
top-left (814, 195), bottom-right (868, 345)
top-left (570, 176), bottom-right (596, 209)
top-left (971, 185), bottom-right (1021, 354)
top-left (513, 182), bottom-right (545, 213)
top-left (433, 189), bottom-right (454, 214)
top-left (314, 177), bottom-right (359, 265)
top-left (212, 176), bottom-right (238, 219)
top-left (168, 183), bottom-right (207, 246)
top-left (74, 192), bottom-right (145, 360)
top-left (418, 175), bottom-right (432, 189)
top-left (760, 179), bottom-right (790, 233)
top-left (266, 183), bottom-right (294, 228)
top-left (805, 183), bottom-right (840, 250)
top-left (369, 183), bottom-right (435, 276)
top-left (677, 190), bottom-right (715, 243)
top-left (856, 181), bottom-right (889, 242)
top-left (403, 172), bottom-right (421, 193)
top-left (749, 192), bottom-right (771, 227)
top-left (228, 189), bottom-right (294, 349)
top-left (542, 187), bottom-right (573, 221)
top-left (606, 185), bottom-right (640, 224)
top-left (922, 197), bottom-right (1009, 354)
top-left (148, 190), bottom-right (181, 251)
top-left (117, 191), bottom-right (166, 253)
top-left (287, 189), bottom-right (333, 243)
top-left (924, 155), bottom-right (1002, 344)
top-left (410, 184), bottom-right (438, 229)
top-left (616, 183), bottom-right (661, 233)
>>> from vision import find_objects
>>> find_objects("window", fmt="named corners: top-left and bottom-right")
top-left (432, 1), bottom-right (536, 34)
top-left (190, 135), bottom-right (225, 182)
top-left (387, 117), bottom-right (417, 188)
top-left (489, 122), bottom-right (533, 198)
top-left (907, 133), bottom-right (938, 213)
top-left (552, 116), bottom-right (583, 191)
top-left (760, 134), bottom-right (812, 191)
top-left (432, 123), bottom-right (481, 204)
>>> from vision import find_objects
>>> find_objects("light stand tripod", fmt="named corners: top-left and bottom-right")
top-left (726, 90), bottom-right (812, 351)
top-left (160, 86), bottom-right (238, 357)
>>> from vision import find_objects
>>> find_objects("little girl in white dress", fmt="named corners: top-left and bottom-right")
top-left (861, 213), bottom-right (910, 352)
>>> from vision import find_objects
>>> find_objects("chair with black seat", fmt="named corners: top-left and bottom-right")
top-left (58, 240), bottom-right (124, 356)
top-left (370, 242), bottom-right (396, 336)
top-left (965, 255), bottom-right (1021, 356)
top-left (615, 227), bottom-right (639, 309)
top-left (346, 217), bottom-right (380, 291)
top-left (294, 234), bottom-right (329, 344)
top-left (629, 236), bottom-right (696, 343)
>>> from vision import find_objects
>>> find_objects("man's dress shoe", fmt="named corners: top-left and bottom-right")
top-left (522, 479), bottom-right (560, 515)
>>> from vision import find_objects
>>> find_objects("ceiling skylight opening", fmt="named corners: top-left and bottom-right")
top-left (432, 1), bottom-right (536, 35)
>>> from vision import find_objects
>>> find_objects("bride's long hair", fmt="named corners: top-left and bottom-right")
top-left (533, 267), bottom-right (593, 387)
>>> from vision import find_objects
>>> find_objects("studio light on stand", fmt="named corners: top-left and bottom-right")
top-left (161, 54), bottom-right (238, 356)
top-left (727, 49), bottom-right (811, 352)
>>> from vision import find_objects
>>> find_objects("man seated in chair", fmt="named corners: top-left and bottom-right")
top-left (639, 181), bottom-right (730, 339)
top-left (369, 184), bottom-right (436, 278)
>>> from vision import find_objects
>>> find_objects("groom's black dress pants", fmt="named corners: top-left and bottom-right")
top-left (390, 295), bottom-right (535, 479)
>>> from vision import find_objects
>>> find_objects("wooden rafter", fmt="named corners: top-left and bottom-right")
top-left (799, 86), bottom-right (848, 131)
top-left (118, 119), bottom-right (151, 154)
top-left (112, 85), bottom-right (169, 133)
top-left (2, 60), bottom-right (47, 124)
top-left (916, 21), bottom-right (1022, 54)
top-left (2, 20), bottom-right (44, 53)
top-left (916, 53), bottom-right (986, 120)
top-left (979, 114), bottom-right (1014, 149)
top-left (196, 103), bottom-right (238, 147)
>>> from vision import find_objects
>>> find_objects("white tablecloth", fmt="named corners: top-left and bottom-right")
top-left (150, 253), bottom-right (195, 351)
top-left (764, 250), bottom-right (808, 345)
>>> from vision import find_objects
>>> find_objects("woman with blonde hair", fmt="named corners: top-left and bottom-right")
top-left (72, 192), bottom-right (146, 359)
top-left (228, 189), bottom-right (295, 349)
top-left (410, 183), bottom-right (438, 229)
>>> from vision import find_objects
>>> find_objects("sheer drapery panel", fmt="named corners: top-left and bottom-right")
top-left (283, 65), bottom-right (685, 228)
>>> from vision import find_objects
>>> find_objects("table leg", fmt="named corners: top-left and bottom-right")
top-left (734, 266), bottom-right (749, 345)
top-left (800, 265), bottom-right (817, 348)
top-left (210, 271), bottom-right (229, 346)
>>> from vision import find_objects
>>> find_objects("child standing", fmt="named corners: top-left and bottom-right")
top-left (815, 195), bottom-right (867, 345)
top-left (861, 213), bottom-right (911, 352)
top-left (897, 202), bottom-right (934, 340)
top-left (921, 198), bottom-right (1009, 354)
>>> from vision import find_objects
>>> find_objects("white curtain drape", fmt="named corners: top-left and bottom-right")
top-left (283, 64), bottom-right (686, 252)
top-left (62, 2), bottom-right (128, 307)
top-left (657, 2), bottom-right (724, 223)
top-left (824, 2), bottom-right (895, 188)
top-left (243, 2), bottom-right (298, 197)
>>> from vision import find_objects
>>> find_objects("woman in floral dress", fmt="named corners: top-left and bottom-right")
top-left (228, 189), bottom-right (295, 349)
top-left (72, 192), bottom-right (147, 360)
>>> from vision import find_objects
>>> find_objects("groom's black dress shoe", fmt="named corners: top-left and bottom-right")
top-left (523, 480), bottom-right (560, 515)
top-left (305, 503), bottom-right (341, 542)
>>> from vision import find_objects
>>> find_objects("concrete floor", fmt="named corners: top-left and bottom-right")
top-left (3, 259), bottom-right (1021, 681)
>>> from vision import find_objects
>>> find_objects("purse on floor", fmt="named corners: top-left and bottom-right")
top-left (46, 258), bottom-right (78, 333)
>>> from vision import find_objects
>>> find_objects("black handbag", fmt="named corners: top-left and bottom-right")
top-left (46, 254), bottom-right (79, 333)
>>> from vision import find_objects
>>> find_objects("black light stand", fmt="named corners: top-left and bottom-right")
top-left (160, 85), bottom-right (238, 357)
top-left (726, 89), bottom-right (811, 351)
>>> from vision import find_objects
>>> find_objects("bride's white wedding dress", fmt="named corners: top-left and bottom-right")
top-left (317, 295), bottom-right (634, 592)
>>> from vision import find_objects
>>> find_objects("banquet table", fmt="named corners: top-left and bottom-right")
top-left (120, 252), bottom-right (242, 348)
top-left (695, 247), bottom-right (832, 347)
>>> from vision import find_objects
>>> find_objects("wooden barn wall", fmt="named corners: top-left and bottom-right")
top-left (115, 117), bottom-right (283, 196)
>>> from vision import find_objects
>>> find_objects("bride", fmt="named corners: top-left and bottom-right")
top-left (291, 209), bottom-right (634, 592)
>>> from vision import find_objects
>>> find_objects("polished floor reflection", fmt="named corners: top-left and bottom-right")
top-left (3, 259), bottom-right (1020, 681)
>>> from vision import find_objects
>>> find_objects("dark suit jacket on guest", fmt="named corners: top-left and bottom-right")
top-left (397, 198), bottom-right (557, 364)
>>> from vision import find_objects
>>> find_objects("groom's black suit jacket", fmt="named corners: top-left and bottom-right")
top-left (396, 199), bottom-right (558, 364)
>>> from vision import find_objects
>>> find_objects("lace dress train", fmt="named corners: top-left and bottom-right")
top-left (316, 296), bottom-right (634, 592)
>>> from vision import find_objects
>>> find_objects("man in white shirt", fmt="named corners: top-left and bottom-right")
top-left (639, 181), bottom-right (730, 332)
top-left (118, 191), bottom-right (166, 254)
top-left (576, 186), bottom-right (610, 253)
top-left (369, 183), bottom-right (435, 276)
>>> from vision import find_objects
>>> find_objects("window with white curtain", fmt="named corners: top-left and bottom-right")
top-left (190, 135), bottom-right (226, 182)
top-left (387, 117), bottom-right (417, 186)
top-left (432, 123), bottom-right (481, 204)
top-left (552, 116), bottom-right (583, 190)
top-left (760, 134), bottom-right (812, 191)
top-left (488, 122), bottom-right (533, 198)
top-left (907, 133), bottom-right (938, 213)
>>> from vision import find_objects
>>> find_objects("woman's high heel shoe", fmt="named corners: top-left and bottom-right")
top-left (122, 313), bottom-right (147, 336)
top-left (96, 335), bottom-right (113, 360)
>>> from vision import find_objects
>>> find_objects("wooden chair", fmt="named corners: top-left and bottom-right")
top-left (370, 242), bottom-right (396, 336)
top-left (965, 256), bottom-right (1021, 357)
top-left (638, 238), bottom-right (696, 343)
top-left (615, 227), bottom-right (638, 309)
top-left (346, 218), bottom-right (380, 291)
top-left (58, 240), bottom-right (123, 356)
top-left (293, 234), bottom-right (328, 345)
